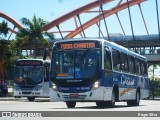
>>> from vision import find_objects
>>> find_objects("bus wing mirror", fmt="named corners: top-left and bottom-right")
top-left (105, 46), bottom-right (109, 51)
top-left (43, 48), bottom-right (49, 60)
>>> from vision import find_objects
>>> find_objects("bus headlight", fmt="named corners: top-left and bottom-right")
top-left (92, 81), bottom-right (100, 90)
top-left (52, 83), bottom-right (57, 91)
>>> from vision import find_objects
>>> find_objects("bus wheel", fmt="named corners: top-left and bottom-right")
top-left (106, 90), bottom-right (116, 107)
top-left (15, 96), bottom-right (21, 98)
top-left (66, 101), bottom-right (76, 108)
top-left (27, 97), bottom-right (35, 101)
top-left (15, 96), bottom-right (18, 98)
top-left (127, 91), bottom-right (140, 106)
top-left (96, 90), bottom-right (116, 108)
top-left (96, 101), bottom-right (106, 108)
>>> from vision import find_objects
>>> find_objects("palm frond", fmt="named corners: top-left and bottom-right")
top-left (43, 32), bottom-right (55, 40)
top-left (41, 38), bottom-right (48, 45)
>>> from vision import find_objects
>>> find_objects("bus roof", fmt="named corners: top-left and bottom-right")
top-left (54, 38), bottom-right (147, 61)
top-left (16, 59), bottom-right (51, 65)
top-left (17, 59), bottom-right (44, 61)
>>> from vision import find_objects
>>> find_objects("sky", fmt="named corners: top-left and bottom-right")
top-left (0, 0), bottom-right (160, 39)
top-left (0, 0), bottom-right (160, 77)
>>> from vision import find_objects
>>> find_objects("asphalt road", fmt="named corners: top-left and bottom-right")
top-left (0, 98), bottom-right (160, 120)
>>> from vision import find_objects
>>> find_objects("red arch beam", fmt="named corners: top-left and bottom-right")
top-left (65, 0), bottom-right (146, 38)
top-left (0, 12), bottom-right (23, 29)
top-left (41, 0), bottom-right (112, 32)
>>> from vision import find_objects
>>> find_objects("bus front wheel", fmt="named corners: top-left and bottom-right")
top-left (66, 101), bottom-right (76, 108)
top-left (27, 97), bottom-right (35, 101)
top-left (127, 90), bottom-right (140, 106)
top-left (106, 89), bottom-right (116, 108)
top-left (96, 90), bottom-right (116, 108)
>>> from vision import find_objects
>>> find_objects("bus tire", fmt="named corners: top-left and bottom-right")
top-left (106, 89), bottom-right (116, 107)
top-left (27, 97), bottom-right (35, 101)
top-left (96, 101), bottom-right (106, 108)
top-left (15, 96), bottom-right (21, 98)
top-left (127, 90), bottom-right (140, 106)
top-left (66, 101), bottom-right (76, 108)
top-left (96, 90), bottom-right (116, 108)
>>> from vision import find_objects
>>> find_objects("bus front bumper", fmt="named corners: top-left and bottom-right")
top-left (13, 90), bottom-right (48, 97)
top-left (49, 87), bottom-right (113, 102)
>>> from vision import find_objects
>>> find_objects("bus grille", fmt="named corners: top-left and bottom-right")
top-left (22, 92), bottom-right (32, 94)
top-left (19, 85), bottom-right (35, 89)
top-left (62, 94), bottom-right (87, 99)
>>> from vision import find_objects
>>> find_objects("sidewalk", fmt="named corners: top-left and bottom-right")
top-left (0, 97), bottom-right (26, 101)
top-left (0, 97), bottom-right (50, 101)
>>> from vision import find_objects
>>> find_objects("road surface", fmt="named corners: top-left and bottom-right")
top-left (0, 98), bottom-right (160, 120)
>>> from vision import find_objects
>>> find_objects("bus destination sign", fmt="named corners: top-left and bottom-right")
top-left (60, 42), bottom-right (95, 49)
top-left (16, 60), bottom-right (43, 66)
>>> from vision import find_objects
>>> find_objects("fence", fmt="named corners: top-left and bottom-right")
top-left (150, 80), bottom-right (160, 98)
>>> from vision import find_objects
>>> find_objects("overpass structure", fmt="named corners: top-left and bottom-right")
top-left (20, 34), bottom-right (160, 65)
top-left (108, 34), bottom-right (160, 64)
top-left (0, 0), bottom-right (160, 64)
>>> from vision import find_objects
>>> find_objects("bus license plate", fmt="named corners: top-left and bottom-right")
top-left (69, 94), bottom-right (79, 98)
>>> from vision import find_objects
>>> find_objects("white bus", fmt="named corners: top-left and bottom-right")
top-left (49, 38), bottom-right (149, 108)
top-left (14, 59), bottom-right (50, 101)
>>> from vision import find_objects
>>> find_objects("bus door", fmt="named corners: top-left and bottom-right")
top-left (43, 64), bottom-right (50, 96)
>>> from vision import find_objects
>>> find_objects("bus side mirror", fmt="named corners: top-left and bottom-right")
top-left (43, 48), bottom-right (49, 60)
top-left (44, 66), bottom-right (49, 82)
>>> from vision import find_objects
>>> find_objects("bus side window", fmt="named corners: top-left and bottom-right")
top-left (112, 49), bottom-right (121, 71)
top-left (120, 52), bottom-right (128, 72)
top-left (140, 61), bottom-right (147, 76)
top-left (135, 58), bottom-right (140, 75)
top-left (144, 62), bottom-right (148, 75)
top-left (104, 47), bottom-right (112, 76)
top-left (128, 55), bottom-right (135, 74)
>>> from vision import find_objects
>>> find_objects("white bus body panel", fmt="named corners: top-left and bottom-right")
top-left (50, 87), bottom-right (113, 102)
top-left (14, 83), bottom-right (49, 97)
top-left (43, 82), bottom-right (50, 96)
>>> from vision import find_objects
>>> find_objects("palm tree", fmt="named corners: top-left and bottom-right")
top-left (16, 15), bottom-right (54, 58)
top-left (0, 20), bottom-right (9, 38)
top-left (0, 20), bottom-right (9, 79)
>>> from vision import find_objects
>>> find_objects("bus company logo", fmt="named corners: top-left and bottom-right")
top-left (121, 75), bottom-right (135, 86)
top-left (1, 112), bottom-right (42, 118)
top-left (2, 112), bottom-right (11, 117)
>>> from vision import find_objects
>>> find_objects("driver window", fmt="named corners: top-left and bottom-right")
top-left (112, 49), bottom-right (121, 71)
top-left (104, 47), bottom-right (112, 76)
top-left (44, 63), bottom-right (50, 82)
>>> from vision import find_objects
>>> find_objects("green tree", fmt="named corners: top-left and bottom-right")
top-left (0, 20), bottom-right (9, 38)
top-left (0, 20), bottom-right (24, 79)
top-left (0, 20), bottom-right (9, 79)
top-left (16, 15), bottom-right (54, 58)
top-left (0, 39), bottom-right (24, 79)
top-left (148, 64), bottom-right (158, 80)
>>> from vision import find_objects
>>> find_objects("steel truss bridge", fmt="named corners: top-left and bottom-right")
top-left (1, 0), bottom-right (160, 64)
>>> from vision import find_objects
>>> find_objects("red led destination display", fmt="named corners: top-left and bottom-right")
top-left (55, 41), bottom-right (102, 50)
top-left (16, 60), bottom-right (43, 66)
top-left (60, 42), bottom-right (95, 49)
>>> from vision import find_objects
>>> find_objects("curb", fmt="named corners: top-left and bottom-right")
top-left (0, 97), bottom-right (26, 101)
top-left (0, 97), bottom-right (50, 101)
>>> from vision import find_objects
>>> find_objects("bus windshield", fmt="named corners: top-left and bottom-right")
top-left (14, 66), bottom-right (43, 85)
top-left (51, 49), bottom-right (101, 80)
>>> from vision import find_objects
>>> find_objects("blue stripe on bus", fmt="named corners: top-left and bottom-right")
top-left (100, 70), bottom-right (149, 89)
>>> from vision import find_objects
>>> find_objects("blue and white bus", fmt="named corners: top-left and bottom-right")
top-left (14, 59), bottom-right (50, 101)
top-left (50, 38), bottom-right (149, 108)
